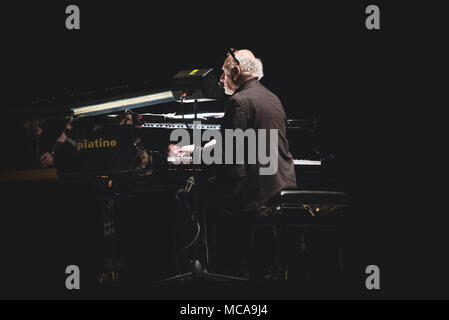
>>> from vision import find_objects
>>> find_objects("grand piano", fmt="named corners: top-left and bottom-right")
top-left (0, 69), bottom-right (346, 284)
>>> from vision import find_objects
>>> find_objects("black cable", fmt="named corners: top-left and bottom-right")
top-left (175, 220), bottom-right (201, 276)
top-left (174, 189), bottom-right (201, 275)
top-left (173, 96), bottom-right (203, 275)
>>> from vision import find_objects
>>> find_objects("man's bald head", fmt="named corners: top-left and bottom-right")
top-left (220, 48), bottom-right (264, 95)
top-left (224, 49), bottom-right (263, 81)
top-left (235, 49), bottom-right (256, 61)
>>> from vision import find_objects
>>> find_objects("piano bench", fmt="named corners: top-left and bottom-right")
top-left (208, 190), bottom-right (350, 279)
top-left (276, 190), bottom-right (350, 214)
top-left (248, 190), bottom-right (351, 279)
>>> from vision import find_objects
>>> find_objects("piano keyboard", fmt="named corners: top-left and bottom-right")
top-left (167, 157), bottom-right (321, 166)
top-left (167, 156), bottom-right (193, 164)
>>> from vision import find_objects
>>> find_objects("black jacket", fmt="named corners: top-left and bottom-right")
top-left (216, 78), bottom-right (297, 209)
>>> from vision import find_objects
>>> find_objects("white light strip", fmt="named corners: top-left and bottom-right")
top-left (72, 91), bottom-right (175, 116)
top-left (293, 159), bottom-right (322, 166)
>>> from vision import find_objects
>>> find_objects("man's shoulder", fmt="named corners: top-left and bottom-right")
top-left (243, 81), bottom-right (278, 97)
top-left (234, 83), bottom-right (281, 107)
top-left (225, 81), bottom-right (283, 114)
top-left (224, 93), bottom-right (245, 110)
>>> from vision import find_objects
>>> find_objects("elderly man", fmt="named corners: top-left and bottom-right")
top-left (177, 49), bottom-right (297, 211)
top-left (218, 49), bottom-right (296, 210)
top-left (173, 49), bottom-right (297, 278)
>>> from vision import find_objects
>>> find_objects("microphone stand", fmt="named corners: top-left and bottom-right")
top-left (159, 99), bottom-right (247, 283)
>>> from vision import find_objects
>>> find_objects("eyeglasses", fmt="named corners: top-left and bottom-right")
top-left (228, 48), bottom-right (240, 65)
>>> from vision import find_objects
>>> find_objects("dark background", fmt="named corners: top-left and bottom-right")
top-left (0, 1), bottom-right (447, 299)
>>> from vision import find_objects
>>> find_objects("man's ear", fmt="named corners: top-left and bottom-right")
top-left (232, 66), bottom-right (241, 81)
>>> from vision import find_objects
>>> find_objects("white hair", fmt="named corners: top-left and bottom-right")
top-left (228, 53), bottom-right (264, 80)
top-left (254, 58), bottom-right (264, 80)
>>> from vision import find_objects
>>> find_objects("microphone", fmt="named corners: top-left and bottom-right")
top-left (184, 176), bottom-right (195, 193)
top-left (216, 81), bottom-right (228, 103)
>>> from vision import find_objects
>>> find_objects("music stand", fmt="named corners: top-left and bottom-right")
top-left (159, 69), bottom-right (247, 282)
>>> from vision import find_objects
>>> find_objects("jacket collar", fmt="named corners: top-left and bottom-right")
top-left (234, 78), bottom-right (259, 94)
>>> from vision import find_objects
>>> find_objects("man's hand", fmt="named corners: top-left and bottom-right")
top-left (168, 144), bottom-right (195, 156)
top-left (203, 139), bottom-right (217, 151)
top-left (39, 152), bottom-right (54, 168)
top-left (179, 144), bottom-right (195, 155)
top-left (168, 144), bottom-right (180, 156)
top-left (168, 140), bottom-right (216, 157)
